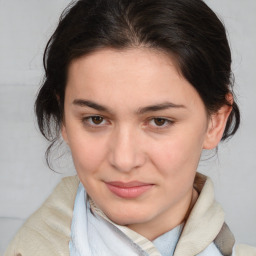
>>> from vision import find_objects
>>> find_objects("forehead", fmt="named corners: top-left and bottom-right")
top-left (65, 48), bottom-right (204, 112)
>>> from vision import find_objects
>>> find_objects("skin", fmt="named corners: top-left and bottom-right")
top-left (62, 48), bottom-right (231, 240)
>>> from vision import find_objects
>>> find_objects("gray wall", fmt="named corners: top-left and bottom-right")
top-left (0, 0), bottom-right (255, 253)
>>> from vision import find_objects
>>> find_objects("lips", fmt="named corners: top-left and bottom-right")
top-left (105, 181), bottom-right (153, 199)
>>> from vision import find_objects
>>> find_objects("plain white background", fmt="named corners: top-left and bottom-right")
top-left (0, 0), bottom-right (255, 253)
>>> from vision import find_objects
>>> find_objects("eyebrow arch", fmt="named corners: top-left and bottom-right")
top-left (137, 102), bottom-right (186, 114)
top-left (73, 99), bottom-right (113, 113)
top-left (73, 99), bottom-right (185, 115)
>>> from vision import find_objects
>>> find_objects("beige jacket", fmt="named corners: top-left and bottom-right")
top-left (4, 174), bottom-right (256, 256)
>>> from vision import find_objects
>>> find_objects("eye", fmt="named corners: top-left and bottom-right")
top-left (153, 118), bottom-right (167, 126)
top-left (90, 116), bottom-right (104, 125)
top-left (83, 115), bottom-right (107, 127)
top-left (148, 117), bottom-right (173, 128)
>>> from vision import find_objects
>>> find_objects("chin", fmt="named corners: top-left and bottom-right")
top-left (105, 207), bottom-right (153, 226)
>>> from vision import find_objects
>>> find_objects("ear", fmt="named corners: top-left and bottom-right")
top-left (56, 94), bottom-right (69, 143)
top-left (61, 123), bottom-right (69, 144)
top-left (203, 95), bottom-right (233, 149)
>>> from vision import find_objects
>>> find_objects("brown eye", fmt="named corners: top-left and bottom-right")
top-left (82, 115), bottom-right (109, 128)
top-left (153, 118), bottom-right (167, 126)
top-left (147, 117), bottom-right (173, 129)
top-left (91, 116), bottom-right (104, 125)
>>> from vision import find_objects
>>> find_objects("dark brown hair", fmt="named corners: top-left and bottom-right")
top-left (35, 0), bottom-right (240, 164)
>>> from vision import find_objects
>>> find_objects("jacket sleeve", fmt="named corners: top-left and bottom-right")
top-left (235, 244), bottom-right (256, 256)
top-left (3, 176), bottom-right (79, 256)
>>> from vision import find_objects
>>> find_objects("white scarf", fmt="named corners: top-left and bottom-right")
top-left (69, 183), bottom-right (149, 256)
top-left (69, 183), bottom-right (226, 256)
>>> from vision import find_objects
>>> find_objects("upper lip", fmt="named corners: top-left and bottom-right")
top-left (105, 181), bottom-right (152, 187)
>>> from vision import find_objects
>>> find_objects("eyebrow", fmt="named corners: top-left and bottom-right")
top-left (137, 102), bottom-right (185, 114)
top-left (73, 99), bottom-right (110, 112)
top-left (72, 99), bottom-right (185, 114)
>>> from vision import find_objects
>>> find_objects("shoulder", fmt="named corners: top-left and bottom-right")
top-left (235, 244), bottom-right (256, 256)
top-left (4, 176), bottom-right (80, 256)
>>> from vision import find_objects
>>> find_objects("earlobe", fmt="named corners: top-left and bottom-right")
top-left (203, 103), bottom-right (232, 150)
top-left (61, 124), bottom-right (69, 144)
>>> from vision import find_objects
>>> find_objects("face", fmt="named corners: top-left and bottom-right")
top-left (62, 48), bottom-right (219, 239)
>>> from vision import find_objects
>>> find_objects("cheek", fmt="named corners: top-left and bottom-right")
top-left (67, 132), bottom-right (107, 178)
top-left (149, 132), bottom-right (204, 177)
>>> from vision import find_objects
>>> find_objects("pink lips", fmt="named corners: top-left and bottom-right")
top-left (105, 181), bottom-right (153, 199)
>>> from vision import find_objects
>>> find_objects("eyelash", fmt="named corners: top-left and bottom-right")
top-left (82, 115), bottom-right (109, 127)
top-left (81, 115), bottom-right (174, 129)
top-left (147, 117), bottom-right (174, 129)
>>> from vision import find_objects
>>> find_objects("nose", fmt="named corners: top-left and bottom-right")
top-left (109, 126), bottom-right (146, 173)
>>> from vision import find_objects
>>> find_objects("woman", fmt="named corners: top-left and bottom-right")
top-left (4, 0), bottom-right (256, 255)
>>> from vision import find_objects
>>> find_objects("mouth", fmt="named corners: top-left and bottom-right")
top-left (105, 181), bottom-right (154, 199)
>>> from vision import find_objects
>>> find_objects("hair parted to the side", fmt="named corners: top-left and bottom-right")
top-left (35, 0), bottom-right (240, 168)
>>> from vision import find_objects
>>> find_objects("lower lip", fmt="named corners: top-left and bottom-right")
top-left (106, 184), bottom-right (153, 199)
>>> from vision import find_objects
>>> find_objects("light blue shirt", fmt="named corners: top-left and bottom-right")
top-left (153, 224), bottom-right (183, 256)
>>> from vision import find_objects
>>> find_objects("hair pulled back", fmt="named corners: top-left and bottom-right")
top-left (35, 0), bottom-right (240, 164)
